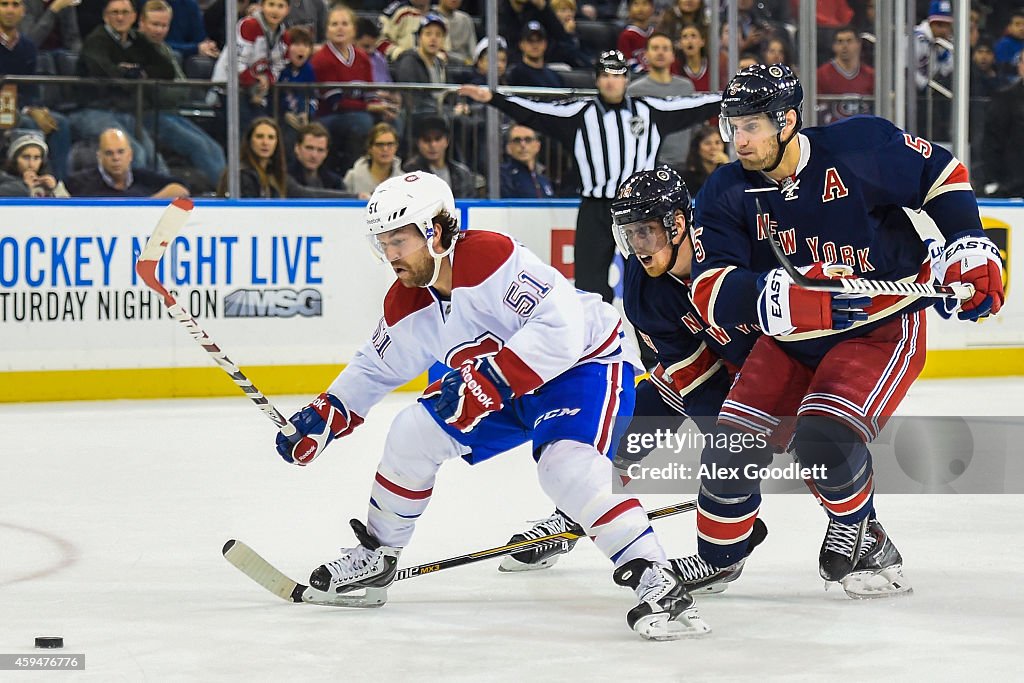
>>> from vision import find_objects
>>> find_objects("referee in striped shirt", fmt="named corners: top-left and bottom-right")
top-left (458, 50), bottom-right (720, 303)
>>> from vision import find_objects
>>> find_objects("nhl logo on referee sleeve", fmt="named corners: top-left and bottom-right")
top-left (629, 116), bottom-right (646, 137)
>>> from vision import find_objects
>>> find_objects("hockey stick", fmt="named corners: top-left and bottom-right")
top-left (754, 197), bottom-right (974, 301)
top-left (222, 499), bottom-right (697, 607)
top-left (135, 199), bottom-right (297, 437)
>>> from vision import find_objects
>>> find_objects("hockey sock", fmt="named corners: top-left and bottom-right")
top-left (537, 440), bottom-right (667, 567)
top-left (696, 489), bottom-right (761, 568)
top-left (367, 404), bottom-right (470, 547)
top-left (693, 425), bottom-right (771, 567)
top-left (794, 416), bottom-right (874, 524)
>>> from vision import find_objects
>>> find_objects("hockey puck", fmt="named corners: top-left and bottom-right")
top-left (34, 637), bottom-right (63, 649)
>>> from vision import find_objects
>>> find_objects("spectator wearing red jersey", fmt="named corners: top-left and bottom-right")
top-left (816, 25), bottom-right (874, 124)
top-left (618, 0), bottom-right (654, 72)
top-left (312, 4), bottom-right (392, 175)
top-left (671, 22), bottom-right (708, 91)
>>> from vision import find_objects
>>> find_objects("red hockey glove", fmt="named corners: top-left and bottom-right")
top-left (422, 357), bottom-right (513, 433)
top-left (930, 233), bottom-right (1004, 321)
top-left (276, 393), bottom-right (363, 465)
top-left (757, 263), bottom-right (870, 337)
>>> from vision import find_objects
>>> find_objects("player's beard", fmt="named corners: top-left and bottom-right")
top-left (393, 254), bottom-right (435, 288)
top-left (738, 136), bottom-right (780, 172)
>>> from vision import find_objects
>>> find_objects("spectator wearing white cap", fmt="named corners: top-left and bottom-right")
top-left (0, 134), bottom-right (69, 197)
top-left (432, 0), bottom-right (475, 64)
top-left (469, 36), bottom-right (508, 85)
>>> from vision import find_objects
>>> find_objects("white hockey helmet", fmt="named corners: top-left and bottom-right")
top-left (365, 172), bottom-right (459, 286)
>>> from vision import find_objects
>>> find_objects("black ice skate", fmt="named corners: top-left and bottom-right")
top-left (818, 515), bottom-right (870, 583)
top-left (670, 517), bottom-right (769, 594)
top-left (613, 559), bottom-right (710, 640)
top-left (840, 519), bottom-right (912, 599)
top-left (308, 519), bottom-right (401, 607)
top-left (498, 510), bottom-right (580, 572)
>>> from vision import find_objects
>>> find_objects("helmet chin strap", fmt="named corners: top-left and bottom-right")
top-left (420, 234), bottom-right (459, 289)
top-left (761, 125), bottom-right (797, 174)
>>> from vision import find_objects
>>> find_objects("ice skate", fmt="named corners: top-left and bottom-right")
top-left (613, 559), bottom-right (710, 640)
top-left (307, 519), bottom-right (401, 607)
top-left (840, 520), bottom-right (912, 599)
top-left (819, 515), bottom-right (870, 583)
top-left (498, 510), bottom-right (580, 572)
top-left (670, 517), bottom-right (768, 594)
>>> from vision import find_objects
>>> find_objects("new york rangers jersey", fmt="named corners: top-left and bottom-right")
top-left (330, 230), bottom-right (641, 419)
top-left (691, 115), bottom-right (981, 364)
top-left (622, 256), bottom-right (758, 418)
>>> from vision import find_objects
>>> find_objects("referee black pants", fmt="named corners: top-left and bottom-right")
top-left (574, 197), bottom-right (616, 304)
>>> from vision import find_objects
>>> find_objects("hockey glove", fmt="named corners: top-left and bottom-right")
top-left (423, 357), bottom-right (513, 434)
top-left (757, 263), bottom-right (871, 337)
top-left (928, 232), bottom-right (1004, 322)
top-left (276, 392), bottom-right (363, 465)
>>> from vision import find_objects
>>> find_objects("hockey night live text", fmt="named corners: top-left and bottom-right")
top-left (0, 234), bottom-right (323, 322)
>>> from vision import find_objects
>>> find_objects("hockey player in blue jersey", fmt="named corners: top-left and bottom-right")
top-left (687, 64), bottom-right (1004, 597)
top-left (500, 166), bottom-right (772, 593)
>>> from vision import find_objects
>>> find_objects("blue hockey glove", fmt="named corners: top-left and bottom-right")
top-left (422, 357), bottom-right (513, 433)
top-left (276, 392), bottom-right (363, 465)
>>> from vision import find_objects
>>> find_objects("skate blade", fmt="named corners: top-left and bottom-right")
top-left (498, 555), bottom-right (560, 573)
top-left (841, 565), bottom-right (913, 600)
top-left (693, 583), bottom-right (729, 595)
top-left (633, 610), bottom-right (711, 641)
top-left (300, 586), bottom-right (389, 608)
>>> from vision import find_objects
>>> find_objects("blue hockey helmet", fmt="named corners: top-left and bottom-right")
top-left (719, 63), bottom-right (803, 142)
top-left (611, 166), bottom-right (693, 258)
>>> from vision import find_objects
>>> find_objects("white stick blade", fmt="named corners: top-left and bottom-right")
top-left (138, 198), bottom-right (194, 263)
top-left (222, 539), bottom-right (301, 602)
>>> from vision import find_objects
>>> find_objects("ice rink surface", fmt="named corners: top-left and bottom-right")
top-left (2, 377), bottom-right (1023, 682)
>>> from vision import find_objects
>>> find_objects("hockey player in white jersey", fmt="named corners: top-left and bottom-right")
top-left (275, 171), bottom-right (708, 640)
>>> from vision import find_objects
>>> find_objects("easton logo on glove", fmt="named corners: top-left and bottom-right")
top-left (758, 263), bottom-right (870, 337)
top-left (930, 232), bottom-right (1005, 321)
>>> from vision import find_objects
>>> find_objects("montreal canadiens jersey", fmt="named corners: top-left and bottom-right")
top-left (691, 115), bottom-right (982, 364)
top-left (622, 255), bottom-right (758, 417)
top-left (329, 230), bottom-right (641, 418)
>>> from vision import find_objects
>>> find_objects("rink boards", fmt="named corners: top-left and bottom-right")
top-left (0, 198), bottom-right (1020, 402)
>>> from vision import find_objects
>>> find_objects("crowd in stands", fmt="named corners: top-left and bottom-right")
top-left (3, 0), bottom-right (1024, 199)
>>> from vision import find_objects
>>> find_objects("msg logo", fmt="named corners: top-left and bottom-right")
top-left (223, 288), bottom-right (322, 318)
